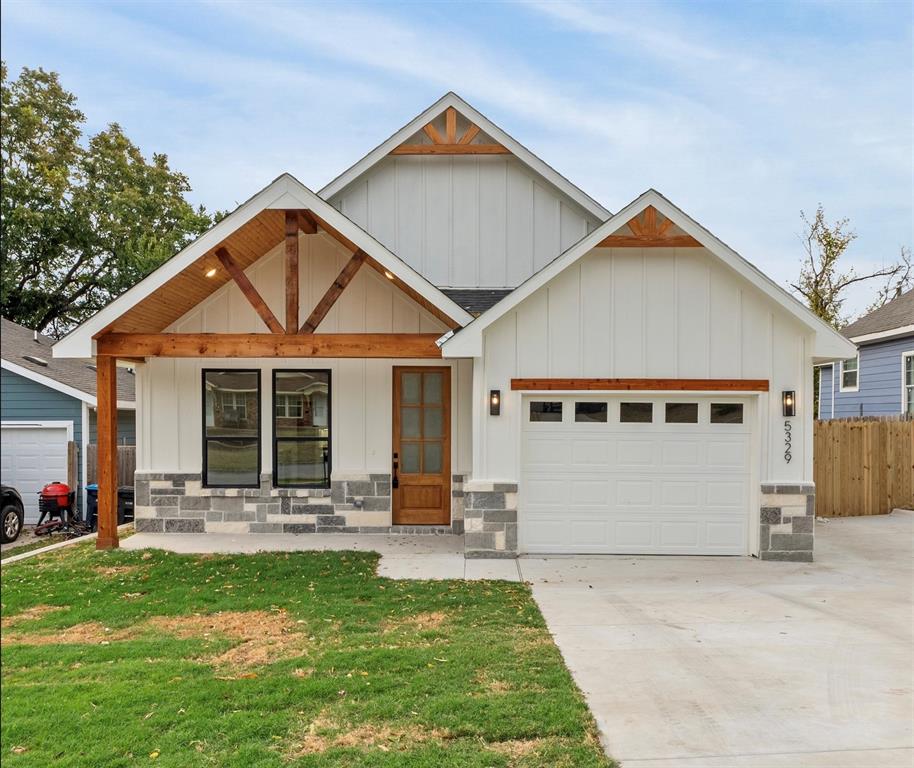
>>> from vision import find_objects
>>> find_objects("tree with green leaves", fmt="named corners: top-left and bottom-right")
top-left (790, 205), bottom-right (905, 329)
top-left (1, 63), bottom-right (214, 336)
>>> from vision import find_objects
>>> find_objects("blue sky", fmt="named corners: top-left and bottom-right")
top-left (3, 0), bottom-right (912, 318)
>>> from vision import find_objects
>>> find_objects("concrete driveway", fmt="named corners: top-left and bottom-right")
top-left (523, 511), bottom-right (914, 767)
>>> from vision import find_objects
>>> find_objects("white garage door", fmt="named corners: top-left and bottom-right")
top-left (1, 423), bottom-right (71, 523)
top-left (521, 396), bottom-right (752, 555)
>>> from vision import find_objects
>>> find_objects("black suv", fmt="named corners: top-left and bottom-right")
top-left (1, 485), bottom-right (25, 543)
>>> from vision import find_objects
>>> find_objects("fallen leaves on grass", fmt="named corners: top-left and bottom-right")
top-left (381, 610), bottom-right (447, 633)
top-left (94, 565), bottom-right (140, 577)
top-left (287, 710), bottom-right (452, 756)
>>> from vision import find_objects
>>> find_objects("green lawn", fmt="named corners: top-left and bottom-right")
top-left (1, 534), bottom-right (69, 561)
top-left (1, 543), bottom-right (613, 767)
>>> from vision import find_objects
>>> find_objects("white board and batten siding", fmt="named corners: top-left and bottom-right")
top-left (327, 156), bottom-right (602, 288)
top-left (476, 246), bottom-right (813, 490)
top-left (135, 232), bottom-right (473, 477)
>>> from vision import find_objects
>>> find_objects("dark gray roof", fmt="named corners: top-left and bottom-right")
top-left (441, 289), bottom-right (513, 316)
top-left (1, 317), bottom-right (135, 403)
top-left (841, 289), bottom-right (914, 340)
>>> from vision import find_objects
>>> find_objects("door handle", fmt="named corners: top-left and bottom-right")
top-left (392, 452), bottom-right (399, 489)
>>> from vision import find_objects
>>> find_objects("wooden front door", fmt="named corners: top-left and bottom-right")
top-left (392, 367), bottom-right (450, 525)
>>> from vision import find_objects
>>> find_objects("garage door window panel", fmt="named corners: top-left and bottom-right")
top-left (665, 403), bottom-right (699, 424)
top-left (575, 402), bottom-right (607, 423)
top-left (530, 401), bottom-right (563, 422)
top-left (620, 402), bottom-right (653, 423)
top-left (710, 403), bottom-right (744, 424)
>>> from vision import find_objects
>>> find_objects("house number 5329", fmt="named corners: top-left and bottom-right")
top-left (783, 420), bottom-right (792, 464)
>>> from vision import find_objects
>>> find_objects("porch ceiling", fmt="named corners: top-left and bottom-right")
top-left (107, 209), bottom-right (286, 334)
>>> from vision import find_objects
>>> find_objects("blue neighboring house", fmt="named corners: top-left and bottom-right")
top-left (817, 289), bottom-right (914, 419)
top-left (1, 317), bottom-right (136, 522)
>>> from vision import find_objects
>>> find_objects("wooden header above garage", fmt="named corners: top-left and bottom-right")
top-left (511, 378), bottom-right (770, 392)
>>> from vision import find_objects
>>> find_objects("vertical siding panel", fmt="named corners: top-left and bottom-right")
top-left (395, 158), bottom-right (424, 271)
top-left (676, 252), bottom-right (710, 378)
top-left (559, 202), bottom-right (587, 252)
top-left (391, 292), bottom-right (420, 333)
top-left (547, 264), bottom-right (581, 377)
top-left (533, 183), bottom-right (560, 273)
top-left (175, 360), bottom-right (199, 472)
top-left (709, 262), bottom-right (741, 377)
top-left (456, 358), bottom-right (473, 473)
top-left (478, 159), bottom-right (507, 287)
top-left (339, 182), bottom-right (368, 229)
top-left (741, 292), bottom-right (771, 379)
top-left (309, 238), bottom-right (341, 332)
top-left (581, 250), bottom-right (612, 377)
top-left (505, 163), bottom-right (534, 286)
top-left (337, 359), bottom-right (365, 471)
top-left (367, 159), bottom-right (397, 251)
top-left (516, 290), bottom-right (549, 377)
top-left (644, 249), bottom-right (676, 377)
top-left (364, 359), bottom-right (390, 472)
top-left (451, 158), bottom-right (478, 286)
top-left (149, 359), bottom-right (178, 471)
top-left (424, 161), bottom-right (451, 285)
top-left (485, 313), bottom-right (518, 480)
top-left (612, 250), bottom-right (644, 376)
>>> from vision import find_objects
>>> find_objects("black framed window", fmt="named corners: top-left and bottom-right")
top-left (273, 370), bottom-right (330, 488)
top-left (203, 370), bottom-right (261, 488)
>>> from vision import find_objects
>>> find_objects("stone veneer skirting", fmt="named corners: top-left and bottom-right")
top-left (463, 482), bottom-right (518, 558)
top-left (759, 483), bottom-right (815, 562)
top-left (134, 472), bottom-right (465, 537)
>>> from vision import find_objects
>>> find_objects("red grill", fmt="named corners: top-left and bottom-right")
top-left (38, 482), bottom-right (74, 521)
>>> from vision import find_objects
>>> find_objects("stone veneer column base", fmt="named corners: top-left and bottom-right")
top-left (134, 472), bottom-right (466, 536)
top-left (463, 482), bottom-right (518, 558)
top-left (759, 483), bottom-right (815, 562)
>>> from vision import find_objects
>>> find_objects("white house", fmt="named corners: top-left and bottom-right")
top-left (55, 93), bottom-right (854, 561)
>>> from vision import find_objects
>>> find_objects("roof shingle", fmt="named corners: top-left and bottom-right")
top-left (1, 317), bottom-right (135, 402)
top-left (841, 289), bottom-right (914, 340)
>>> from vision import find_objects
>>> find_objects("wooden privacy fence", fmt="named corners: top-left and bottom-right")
top-left (814, 417), bottom-right (914, 517)
top-left (87, 445), bottom-right (137, 487)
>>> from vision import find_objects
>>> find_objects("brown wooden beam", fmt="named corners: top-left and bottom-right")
top-left (298, 210), bottom-right (318, 234)
top-left (511, 378), bottom-right (769, 392)
top-left (96, 356), bottom-right (119, 550)
top-left (285, 211), bottom-right (299, 333)
top-left (214, 247), bottom-right (284, 333)
top-left (96, 333), bottom-right (444, 358)
top-left (390, 144), bottom-right (510, 155)
top-left (445, 106), bottom-right (457, 143)
top-left (422, 122), bottom-right (444, 144)
top-left (595, 235), bottom-right (703, 248)
top-left (300, 250), bottom-right (367, 333)
top-left (458, 124), bottom-right (480, 145)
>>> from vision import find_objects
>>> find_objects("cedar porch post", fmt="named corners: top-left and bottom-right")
top-left (96, 355), bottom-right (119, 550)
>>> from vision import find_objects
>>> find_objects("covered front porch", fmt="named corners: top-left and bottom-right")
top-left (60, 176), bottom-right (482, 552)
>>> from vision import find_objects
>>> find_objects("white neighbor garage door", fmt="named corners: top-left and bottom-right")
top-left (520, 396), bottom-right (752, 555)
top-left (1, 423), bottom-right (71, 523)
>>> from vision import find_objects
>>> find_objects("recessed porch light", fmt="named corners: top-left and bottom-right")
top-left (205, 267), bottom-right (217, 278)
top-left (384, 270), bottom-right (395, 280)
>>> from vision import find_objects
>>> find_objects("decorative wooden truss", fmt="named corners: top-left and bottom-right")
top-left (597, 205), bottom-right (702, 248)
top-left (390, 107), bottom-right (509, 155)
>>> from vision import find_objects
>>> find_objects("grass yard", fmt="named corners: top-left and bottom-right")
top-left (1, 534), bottom-right (69, 561)
top-left (1, 543), bottom-right (613, 767)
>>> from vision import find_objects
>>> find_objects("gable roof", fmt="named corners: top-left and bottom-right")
top-left (1, 317), bottom-right (135, 407)
top-left (840, 288), bottom-right (914, 343)
top-left (441, 189), bottom-right (857, 362)
top-left (318, 92), bottom-right (611, 222)
top-left (53, 174), bottom-right (474, 359)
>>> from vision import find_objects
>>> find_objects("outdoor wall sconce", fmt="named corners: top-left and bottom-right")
top-left (490, 389), bottom-right (501, 416)
top-left (782, 390), bottom-right (796, 417)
